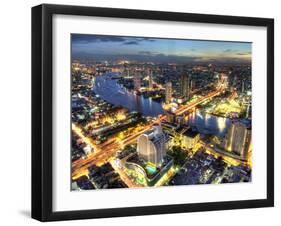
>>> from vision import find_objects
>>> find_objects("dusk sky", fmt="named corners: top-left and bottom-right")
top-left (72, 34), bottom-right (251, 63)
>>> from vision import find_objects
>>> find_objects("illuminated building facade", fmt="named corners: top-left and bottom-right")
top-left (246, 104), bottom-right (251, 119)
top-left (165, 82), bottom-right (172, 103)
top-left (180, 72), bottom-right (190, 99)
top-left (133, 72), bottom-right (141, 91)
top-left (190, 79), bottom-right (195, 92)
top-left (181, 128), bottom-right (200, 149)
top-left (220, 73), bottom-right (229, 90)
top-left (224, 121), bottom-right (251, 159)
top-left (165, 111), bottom-right (176, 123)
top-left (241, 80), bottom-right (245, 93)
top-left (137, 125), bottom-right (166, 166)
top-left (148, 69), bottom-right (153, 89)
top-left (126, 68), bottom-right (130, 77)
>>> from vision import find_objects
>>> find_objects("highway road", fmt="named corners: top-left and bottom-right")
top-left (72, 89), bottom-right (223, 180)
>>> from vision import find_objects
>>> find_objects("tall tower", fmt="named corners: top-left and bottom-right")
top-left (190, 79), bottom-right (194, 92)
top-left (224, 121), bottom-right (251, 159)
top-left (220, 73), bottom-right (229, 90)
top-left (180, 72), bottom-right (190, 99)
top-left (241, 80), bottom-right (245, 93)
top-left (127, 67), bottom-right (130, 77)
top-left (165, 82), bottom-right (172, 103)
top-left (134, 71), bottom-right (141, 91)
top-left (148, 69), bottom-right (153, 90)
top-left (246, 103), bottom-right (251, 119)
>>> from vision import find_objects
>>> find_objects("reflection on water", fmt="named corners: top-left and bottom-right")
top-left (93, 73), bottom-right (164, 117)
top-left (188, 110), bottom-right (231, 137)
top-left (93, 73), bottom-right (231, 137)
top-left (217, 117), bottom-right (228, 133)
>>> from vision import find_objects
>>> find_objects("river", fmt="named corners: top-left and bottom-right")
top-left (93, 73), bottom-right (164, 117)
top-left (187, 110), bottom-right (231, 137)
top-left (93, 72), bottom-right (230, 137)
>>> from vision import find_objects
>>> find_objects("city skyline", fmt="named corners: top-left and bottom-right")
top-left (71, 34), bottom-right (252, 190)
top-left (72, 34), bottom-right (252, 63)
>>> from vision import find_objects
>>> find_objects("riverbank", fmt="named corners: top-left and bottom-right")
top-left (92, 72), bottom-right (164, 117)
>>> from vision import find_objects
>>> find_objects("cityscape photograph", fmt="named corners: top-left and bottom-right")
top-left (71, 34), bottom-right (252, 190)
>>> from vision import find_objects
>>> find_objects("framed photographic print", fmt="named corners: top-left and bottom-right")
top-left (32, 4), bottom-right (274, 221)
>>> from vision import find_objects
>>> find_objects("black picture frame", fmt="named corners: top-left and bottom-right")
top-left (32, 4), bottom-right (274, 222)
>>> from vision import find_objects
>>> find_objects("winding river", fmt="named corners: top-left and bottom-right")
top-left (93, 73), bottom-right (163, 117)
top-left (93, 73), bottom-right (231, 137)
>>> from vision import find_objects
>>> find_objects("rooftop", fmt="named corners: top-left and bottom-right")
top-left (183, 128), bottom-right (200, 138)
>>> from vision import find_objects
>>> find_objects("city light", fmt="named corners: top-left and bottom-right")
top-left (71, 35), bottom-right (252, 190)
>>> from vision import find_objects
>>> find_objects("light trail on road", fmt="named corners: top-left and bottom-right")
top-left (175, 89), bottom-right (222, 115)
top-left (72, 89), bottom-right (223, 180)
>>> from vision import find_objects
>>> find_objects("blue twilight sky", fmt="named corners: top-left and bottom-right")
top-left (72, 34), bottom-right (251, 63)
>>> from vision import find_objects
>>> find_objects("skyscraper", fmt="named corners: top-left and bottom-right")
top-left (241, 80), bottom-right (245, 93)
top-left (224, 121), bottom-right (251, 159)
top-left (190, 79), bottom-right (194, 92)
top-left (220, 73), bottom-right (229, 90)
top-left (180, 72), bottom-right (190, 99)
top-left (134, 71), bottom-right (141, 91)
top-left (137, 125), bottom-right (166, 166)
top-left (165, 82), bottom-right (172, 103)
top-left (126, 67), bottom-right (130, 77)
top-left (165, 110), bottom-right (176, 123)
top-left (246, 103), bottom-right (251, 119)
top-left (148, 69), bottom-right (153, 89)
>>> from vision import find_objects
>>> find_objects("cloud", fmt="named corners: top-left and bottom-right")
top-left (72, 34), bottom-right (126, 44)
top-left (72, 50), bottom-right (251, 64)
top-left (139, 51), bottom-right (150, 55)
top-left (123, 41), bottom-right (139, 45)
top-left (123, 37), bottom-right (157, 45)
top-left (223, 50), bottom-right (251, 57)
top-left (223, 49), bottom-right (233, 52)
top-left (236, 52), bottom-right (251, 56)
top-left (72, 35), bottom-right (252, 64)
top-left (155, 53), bottom-right (166, 57)
top-left (72, 34), bottom-right (158, 45)
top-left (138, 51), bottom-right (159, 55)
top-left (139, 37), bottom-right (156, 42)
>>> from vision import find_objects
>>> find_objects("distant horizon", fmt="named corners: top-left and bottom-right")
top-left (72, 34), bottom-right (252, 64)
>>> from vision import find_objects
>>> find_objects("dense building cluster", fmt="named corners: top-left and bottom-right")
top-left (71, 56), bottom-right (252, 190)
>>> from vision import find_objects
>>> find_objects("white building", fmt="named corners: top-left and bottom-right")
top-left (137, 125), bottom-right (166, 166)
top-left (224, 121), bottom-right (251, 159)
top-left (83, 144), bottom-right (92, 155)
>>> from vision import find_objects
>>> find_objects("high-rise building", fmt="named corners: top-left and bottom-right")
top-left (126, 68), bottom-right (130, 77)
top-left (137, 125), bottom-right (166, 166)
top-left (246, 103), bottom-right (251, 119)
top-left (165, 110), bottom-right (176, 123)
top-left (165, 82), bottom-right (172, 103)
top-left (241, 80), bottom-right (245, 93)
top-left (182, 128), bottom-right (200, 150)
top-left (220, 73), bottom-right (229, 90)
top-left (134, 71), bottom-right (141, 91)
top-left (208, 63), bottom-right (215, 76)
top-left (180, 72), bottom-right (190, 99)
top-left (224, 121), bottom-right (251, 159)
top-left (148, 69), bottom-right (153, 89)
top-left (190, 79), bottom-right (195, 92)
